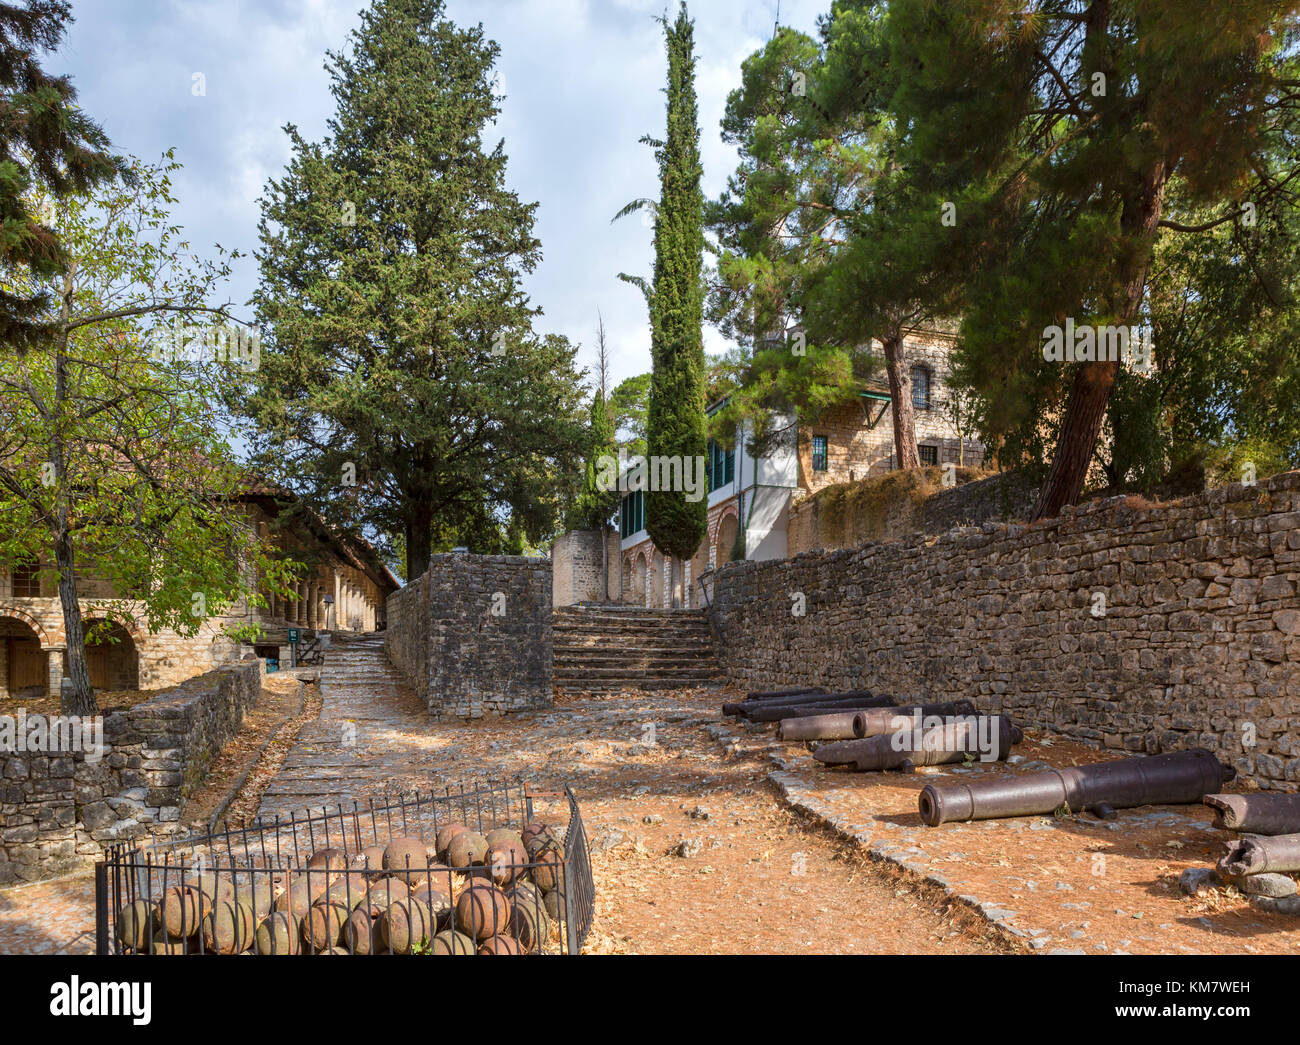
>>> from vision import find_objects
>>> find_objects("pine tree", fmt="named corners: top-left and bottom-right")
top-left (884, 0), bottom-right (1300, 518)
top-left (0, 0), bottom-right (125, 352)
top-left (246, 0), bottom-right (585, 580)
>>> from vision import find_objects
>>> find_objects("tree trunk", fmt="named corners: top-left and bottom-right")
top-left (882, 326), bottom-right (921, 470)
top-left (55, 525), bottom-right (96, 717)
top-left (1031, 160), bottom-right (1169, 520)
top-left (405, 501), bottom-right (433, 582)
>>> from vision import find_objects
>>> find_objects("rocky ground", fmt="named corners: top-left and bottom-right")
top-left (3, 673), bottom-right (1294, 956)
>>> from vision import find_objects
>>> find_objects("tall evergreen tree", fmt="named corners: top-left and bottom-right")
top-left (246, 0), bottom-right (585, 581)
top-left (627, 4), bottom-right (708, 589)
top-left (884, 0), bottom-right (1300, 518)
top-left (0, 0), bottom-right (126, 352)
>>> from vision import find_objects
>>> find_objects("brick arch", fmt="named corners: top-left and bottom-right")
top-left (714, 507), bottom-right (740, 567)
top-left (0, 605), bottom-right (54, 648)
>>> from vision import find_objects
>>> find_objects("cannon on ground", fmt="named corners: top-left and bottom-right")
top-left (813, 715), bottom-right (1021, 772)
top-left (918, 748), bottom-right (1236, 827)
top-left (1204, 793), bottom-right (1300, 835)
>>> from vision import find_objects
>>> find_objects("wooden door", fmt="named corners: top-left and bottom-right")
top-left (7, 637), bottom-right (46, 692)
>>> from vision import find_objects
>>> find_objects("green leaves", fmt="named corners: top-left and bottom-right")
top-left (244, 0), bottom-right (585, 580)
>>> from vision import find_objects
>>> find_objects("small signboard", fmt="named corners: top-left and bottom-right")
top-left (287, 628), bottom-right (300, 644)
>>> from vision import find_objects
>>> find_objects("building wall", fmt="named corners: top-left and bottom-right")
top-left (796, 334), bottom-right (985, 496)
top-left (787, 467), bottom-right (1043, 555)
top-left (386, 554), bottom-right (553, 719)
top-left (711, 472), bottom-right (1300, 790)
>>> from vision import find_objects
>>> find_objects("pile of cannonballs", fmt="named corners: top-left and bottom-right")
top-left (115, 818), bottom-right (568, 955)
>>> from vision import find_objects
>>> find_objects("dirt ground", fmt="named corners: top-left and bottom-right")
top-left (746, 721), bottom-right (1300, 955)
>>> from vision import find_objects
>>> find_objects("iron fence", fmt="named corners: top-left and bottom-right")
top-left (96, 778), bottom-right (593, 956)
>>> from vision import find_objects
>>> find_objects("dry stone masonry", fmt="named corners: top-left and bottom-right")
top-left (385, 554), bottom-right (553, 719)
top-left (0, 660), bottom-right (263, 884)
top-left (712, 472), bottom-right (1300, 790)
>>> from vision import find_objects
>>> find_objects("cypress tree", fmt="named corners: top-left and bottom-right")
top-left (644, 3), bottom-right (707, 577)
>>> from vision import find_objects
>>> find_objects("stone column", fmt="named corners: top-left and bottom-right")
top-left (47, 648), bottom-right (64, 699)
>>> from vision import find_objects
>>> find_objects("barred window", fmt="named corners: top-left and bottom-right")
top-left (911, 366), bottom-right (932, 411)
top-left (919, 444), bottom-right (939, 467)
top-left (811, 435), bottom-right (829, 472)
top-left (11, 560), bottom-right (39, 597)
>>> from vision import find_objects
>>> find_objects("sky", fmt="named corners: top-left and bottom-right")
top-left (54, 0), bottom-right (830, 393)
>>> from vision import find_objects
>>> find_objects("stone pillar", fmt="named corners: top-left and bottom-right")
top-left (47, 648), bottom-right (64, 698)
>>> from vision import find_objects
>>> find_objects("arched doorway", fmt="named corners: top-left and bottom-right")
top-left (1, 616), bottom-right (48, 700)
top-left (716, 512), bottom-right (739, 567)
top-left (83, 620), bottom-right (140, 692)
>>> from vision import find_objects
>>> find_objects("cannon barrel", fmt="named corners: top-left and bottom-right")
top-left (782, 701), bottom-right (983, 742)
top-left (723, 688), bottom-right (828, 716)
top-left (918, 748), bottom-right (1236, 827)
top-left (1218, 833), bottom-right (1300, 876)
top-left (852, 701), bottom-right (977, 739)
top-left (743, 694), bottom-right (893, 723)
top-left (1204, 793), bottom-right (1300, 835)
top-left (746, 686), bottom-right (826, 702)
top-left (776, 713), bottom-right (860, 742)
top-left (814, 715), bottom-right (1021, 772)
top-left (734, 689), bottom-right (881, 715)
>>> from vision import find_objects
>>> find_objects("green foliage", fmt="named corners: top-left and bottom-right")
top-left (0, 155), bottom-right (298, 714)
top-left (0, 0), bottom-right (127, 352)
top-left (621, 4), bottom-right (708, 563)
top-left (608, 372), bottom-right (651, 457)
top-left (569, 388), bottom-right (619, 531)
top-left (244, 0), bottom-right (586, 580)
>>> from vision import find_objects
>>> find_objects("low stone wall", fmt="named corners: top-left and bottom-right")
top-left (787, 466), bottom-right (1041, 555)
top-left (713, 472), bottom-right (1300, 789)
top-left (0, 659), bottom-right (262, 884)
top-left (386, 554), bottom-right (552, 719)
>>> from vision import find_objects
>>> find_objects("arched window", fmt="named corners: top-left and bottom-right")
top-left (911, 365), bottom-right (932, 411)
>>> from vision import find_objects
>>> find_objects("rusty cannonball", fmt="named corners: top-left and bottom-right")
top-left (435, 823), bottom-right (469, 860)
top-left (485, 827), bottom-right (525, 850)
top-left (530, 845), bottom-right (565, 893)
top-left (508, 896), bottom-right (551, 953)
top-left (543, 888), bottom-right (562, 924)
top-left (342, 907), bottom-right (378, 955)
top-left (273, 878), bottom-right (316, 920)
top-left (159, 885), bottom-right (200, 940)
top-left (447, 830), bottom-right (489, 869)
top-left (116, 899), bottom-right (158, 952)
top-left (307, 847), bottom-right (348, 874)
top-left (485, 839), bottom-right (529, 886)
top-left (300, 899), bottom-right (350, 953)
top-left (454, 881), bottom-right (512, 941)
top-left (353, 844), bottom-right (388, 872)
top-left (380, 896), bottom-right (433, 955)
top-left (478, 935), bottom-right (522, 955)
top-left (411, 883), bottom-right (452, 927)
top-left (203, 897), bottom-right (255, 955)
top-left (383, 836), bottom-right (430, 880)
top-left (521, 820), bottom-right (560, 856)
top-left (430, 930), bottom-right (475, 955)
top-left (150, 930), bottom-right (195, 955)
top-left (255, 910), bottom-right (300, 955)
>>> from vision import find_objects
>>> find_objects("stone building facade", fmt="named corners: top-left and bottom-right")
top-left (710, 471), bottom-right (1300, 790)
top-left (0, 491), bottom-right (398, 699)
top-left (606, 328), bottom-right (985, 609)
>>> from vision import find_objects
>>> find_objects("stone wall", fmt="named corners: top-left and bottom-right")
top-left (552, 527), bottom-right (620, 606)
top-left (712, 472), bottom-right (1300, 789)
top-left (386, 554), bottom-right (552, 719)
top-left (0, 659), bottom-right (262, 884)
top-left (787, 466), bottom-right (1041, 555)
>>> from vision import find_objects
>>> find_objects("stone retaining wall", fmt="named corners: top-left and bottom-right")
top-left (386, 554), bottom-right (552, 719)
top-left (0, 659), bottom-right (263, 884)
top-left (713, 472), bottom-right (1300, 789)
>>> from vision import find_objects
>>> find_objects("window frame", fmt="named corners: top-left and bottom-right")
top-left (811, 434), bottom-right (829, 473)
top-left (911, 365), bottom-right (933, 412)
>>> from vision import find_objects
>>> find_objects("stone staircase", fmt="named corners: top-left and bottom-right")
top-left (551, 605), bottom-right (724, 695)
top-left (256, 631), bottom-right (420, 818)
